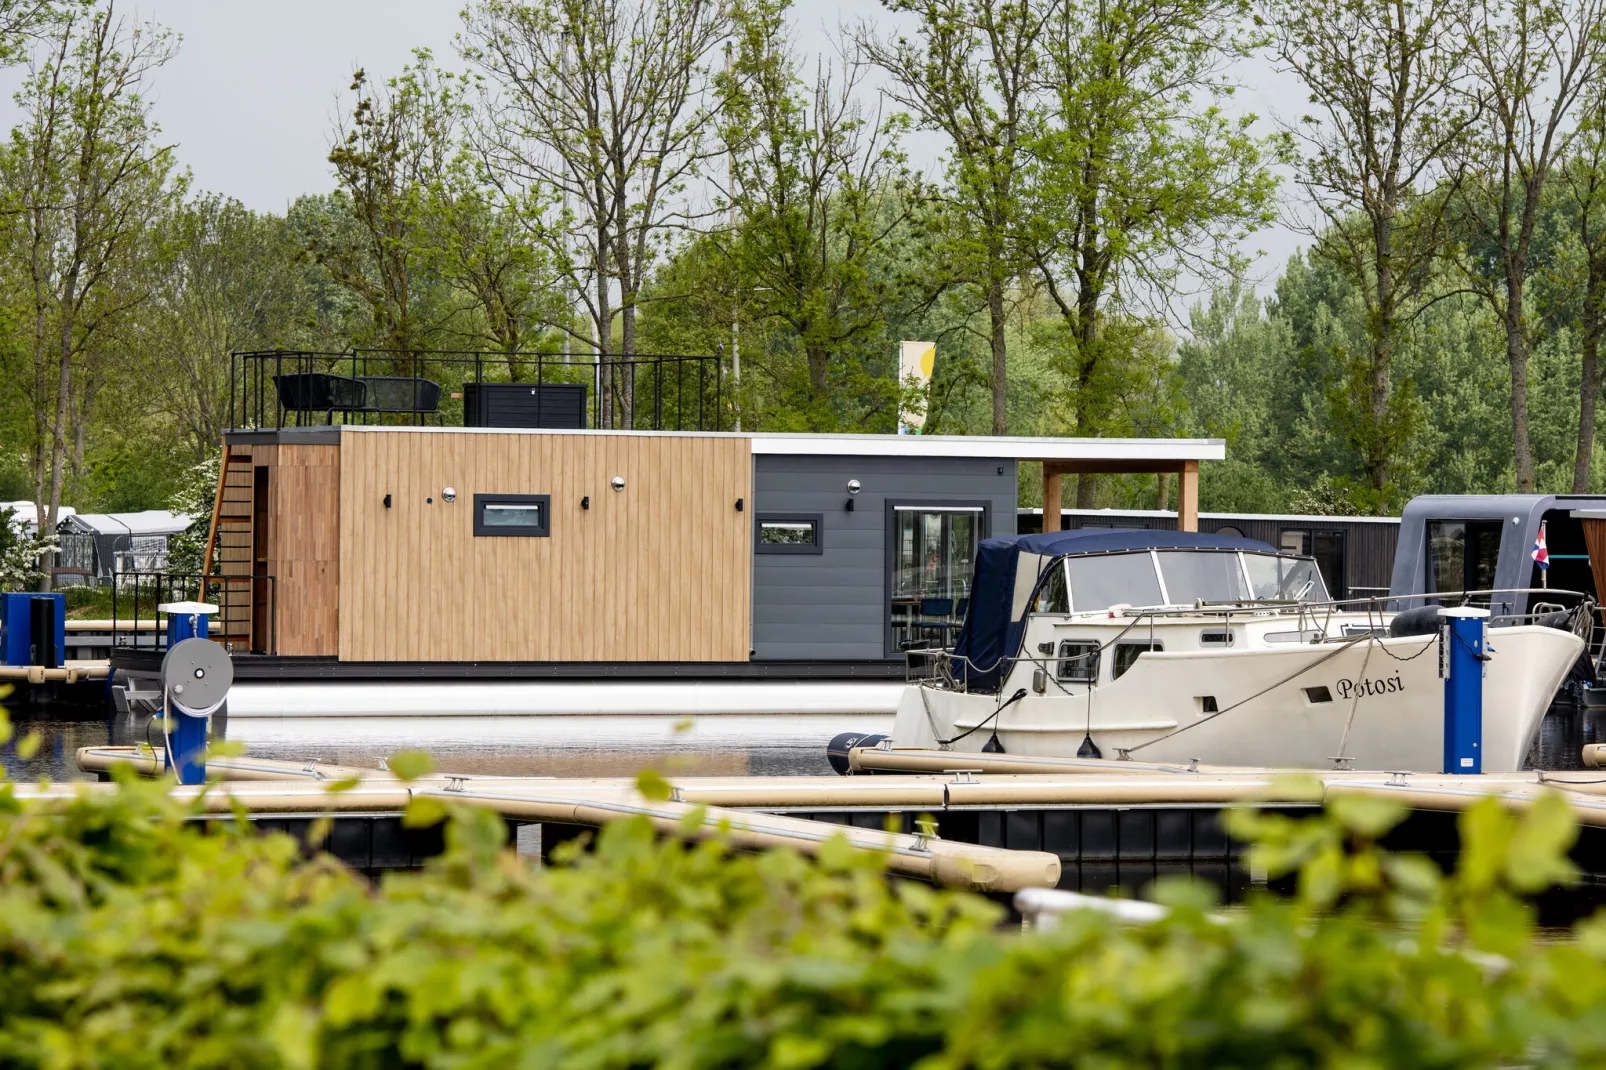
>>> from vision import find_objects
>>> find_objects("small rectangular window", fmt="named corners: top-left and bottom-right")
top-left (1057, 640), bottom-right (1101, 683)
top-left (756, 514), bottom-right (822, 554)
top-left (1199, 630), bottom-right (1234, 647)
top-left (1113, 641), bottom-right (1162, 679)
top-left (1304, 685), bottom-right (1333, 704)
top-left (474, 494), bottom-right (550, 537)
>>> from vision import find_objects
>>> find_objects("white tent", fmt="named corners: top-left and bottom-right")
top-left (56, 510), bottom-right (192, 584)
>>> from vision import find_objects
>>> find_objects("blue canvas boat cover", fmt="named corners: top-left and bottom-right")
top-left (950, 528), bottom-right (1276, 692)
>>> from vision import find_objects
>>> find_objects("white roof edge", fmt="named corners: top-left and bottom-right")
top-left (333, 425), bottom-right (1226, 461)
top-left (748, 434), bottom-right (1224, 461)
top-left (1022, 507), bottom-right (1401, 524)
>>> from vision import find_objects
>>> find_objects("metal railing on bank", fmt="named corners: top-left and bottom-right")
top-left (230, 348), bottom-right (725, 433)
top-left (110, 572), bottom-right (273, 655)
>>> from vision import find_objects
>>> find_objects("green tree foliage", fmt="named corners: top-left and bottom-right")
top-left (4, 757), bottom-right (1606, 1064)
top-left (718, 0), bottom-right (925, 430)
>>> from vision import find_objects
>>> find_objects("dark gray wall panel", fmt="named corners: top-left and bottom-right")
top-left (752, 454), bottom-right (1017, 660)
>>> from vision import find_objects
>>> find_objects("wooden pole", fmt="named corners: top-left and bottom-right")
top-left (1177, 460), bottom-right (1199, 532)
top-left (1042, 463), bottom-right (1063, 532)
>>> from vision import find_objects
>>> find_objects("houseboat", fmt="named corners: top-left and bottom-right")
top-left (107, 350), bottom-right (1227, 717)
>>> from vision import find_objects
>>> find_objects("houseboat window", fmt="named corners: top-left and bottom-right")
top-left (1113, 641), bottom-right (1161, 679)
top-left (1156, 551), bottom-right (1249, 604)
top-left (756, 515), bottom-right (823, 554)
top-left (889, 505), bottom-right (985, 651)
top-left (1243, 553), bottom-right (1328, 601)
top-left (473, 494), bottom-right (550, 537)
top-left (1066, 552), bottom-right (1162, 611)
top-left (1056, 640), bottom-right (1101, 682)
top-left (1428, 520), bottom-right (1502, 599)
top-left (1279, 529), bottom-right (1347, 599)
top-left (1033, 562), bottom-right (1069, 613)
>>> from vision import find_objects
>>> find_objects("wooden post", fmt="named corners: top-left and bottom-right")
top-left (1042, 463), bottom-right (1063, 532)
top-left (1177, 460), bottom-right (1199, 532)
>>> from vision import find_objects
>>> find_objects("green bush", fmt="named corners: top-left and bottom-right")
top-left (2, 765), bottom-right (1606, 1068)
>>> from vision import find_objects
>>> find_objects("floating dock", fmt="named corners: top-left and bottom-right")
top-left (53, 745), bottom-right (1606, 903)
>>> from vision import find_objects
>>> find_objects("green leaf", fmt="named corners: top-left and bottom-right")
top-left (403, 795), bottom-right (450, 828)
top-left (635, 768), bottom-right (673, 802)
top-left (387, 750), bottom-right (435, 782)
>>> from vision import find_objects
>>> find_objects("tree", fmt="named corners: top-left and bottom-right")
top-left (860, 0), bottom-right (1044, 435)
top-left (463, 0), bottom-right (734, 425)
top-left (1026, 0), bottom-right (1281, 504)
top-left (1265, 0), bottom-right (1476, 508)
top-left (2, 0), bottom-right (179, 589)
top-left (719, 2), bottom-right (923, 427)
top-left (1449, 0), bottom-right (1606, 492)
top-left (141, 195), bottom-right (314, 459)
top-left (316, 51), bottom-right (464, 364)
top-left (1561, 98), bottom-right (1606, 492)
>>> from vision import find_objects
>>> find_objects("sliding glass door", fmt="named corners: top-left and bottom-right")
top-left (888, 504), bottom-right (987, 653)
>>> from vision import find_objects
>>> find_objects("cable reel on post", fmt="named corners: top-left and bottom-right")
top-left (160, 636), bottom-right (232, 784)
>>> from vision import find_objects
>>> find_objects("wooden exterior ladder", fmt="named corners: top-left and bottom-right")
top-left (202, 447), bottom-right (256, 647)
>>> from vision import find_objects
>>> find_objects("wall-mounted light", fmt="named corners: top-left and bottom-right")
top-left (611, 476), bottom-right (626, 492)
top-left (581, 495), bottom-right (590, 510)
top-left (383, 493), bottom-right (392, 509)
top-left (735, 497), bottom-right (744, 512)
top-left (846, 479), bottom-right (860, 512)
top-left (442, 486), bottom-right (457, 503)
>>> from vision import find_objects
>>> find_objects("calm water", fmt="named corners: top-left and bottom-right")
top-left (7, 689), bottom-right (1605, 782)
top-left (0, 704), bottom-right (893, 783)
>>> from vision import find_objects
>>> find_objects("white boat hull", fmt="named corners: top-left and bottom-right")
top-left (893, 625), bottom-right (1583, 772)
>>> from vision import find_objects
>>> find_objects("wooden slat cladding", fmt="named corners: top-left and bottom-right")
top-left (270, 444), bottom-right (340, 655)
top-left (338, 430), bottom-right (752, 662)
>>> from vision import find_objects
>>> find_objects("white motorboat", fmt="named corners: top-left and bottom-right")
top-left (886, 530), bottom-right (1591, 772)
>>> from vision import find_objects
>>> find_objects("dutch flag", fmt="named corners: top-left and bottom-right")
top-left (1533, 520), bottom-right (1550, 571)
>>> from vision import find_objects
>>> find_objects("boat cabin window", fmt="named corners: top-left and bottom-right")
top-left (1033, 562), bottom-right (1069, 613)
top-left (1056, 639), bottom-right (1100, 682)
top-left (1067, 552), bottom-right (1163, 612)
top-left (1113, 641), bottom-right (1161, 679)
top-left (1156, 551), bottom-right (1249, 604)
top-left (1242, 553), bottom-right (1328, 601)
top-left (1428, 520), bottom-right (1502, 599)
top-left (889, 505), bottom-right (984, 651)
top-left (473, 494), bottom-right (550, 537)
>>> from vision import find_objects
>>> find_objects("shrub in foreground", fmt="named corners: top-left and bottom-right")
top-left (1, 770), bottom-right (1605, 1068)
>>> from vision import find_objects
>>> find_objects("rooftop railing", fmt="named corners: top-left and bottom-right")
top-left (230, 348), bottom-right (725, 433)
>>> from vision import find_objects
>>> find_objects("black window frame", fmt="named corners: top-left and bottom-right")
top-left (1112, 640), bottom-right (1163, 679)
top-left (1056, 639), bottom-right (1101, 683)
top-left (755, 513), bottom-right (824, 555)
top-left (473, 493), bottom-right (551, 538)
top-left (883, 499), bottom-right (993, 657)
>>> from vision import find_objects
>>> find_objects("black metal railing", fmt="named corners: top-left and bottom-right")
top-left (230, 349), bottom-right (725, 433)
top-left (111, 572), bottom-right (274, 655)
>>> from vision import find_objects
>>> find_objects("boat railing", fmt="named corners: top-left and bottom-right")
top-left (906, 587), bottom-right (1596, 691)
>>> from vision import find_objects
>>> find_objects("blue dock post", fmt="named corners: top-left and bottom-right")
top-left (1441, 606), bottom-right (1491, 774)
top-left (158, 601), bottom-right (219, 785)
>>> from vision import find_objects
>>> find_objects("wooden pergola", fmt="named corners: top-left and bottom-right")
top-left (1041, 458), bottom-right (1203, 532)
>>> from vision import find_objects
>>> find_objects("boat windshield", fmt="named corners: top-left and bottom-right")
top-left (1157, 551), bottom-right (1250, 603)
top-left (1066, 552), bottom-right (1163, 611)
top-left (1242, 552), bottom-right (1328, 601)
top-left (1060, 549), bottom-right (1330, 612)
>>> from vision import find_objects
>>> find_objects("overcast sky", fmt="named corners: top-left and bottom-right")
top-left (4, 0), bottom-right (1309, 306)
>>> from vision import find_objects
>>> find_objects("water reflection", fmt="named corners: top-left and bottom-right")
top-left (0, 706), bottom-right (892, 783)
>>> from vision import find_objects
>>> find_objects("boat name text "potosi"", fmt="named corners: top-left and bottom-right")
top-left (1334, 673), bottom-right (1405, 700)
